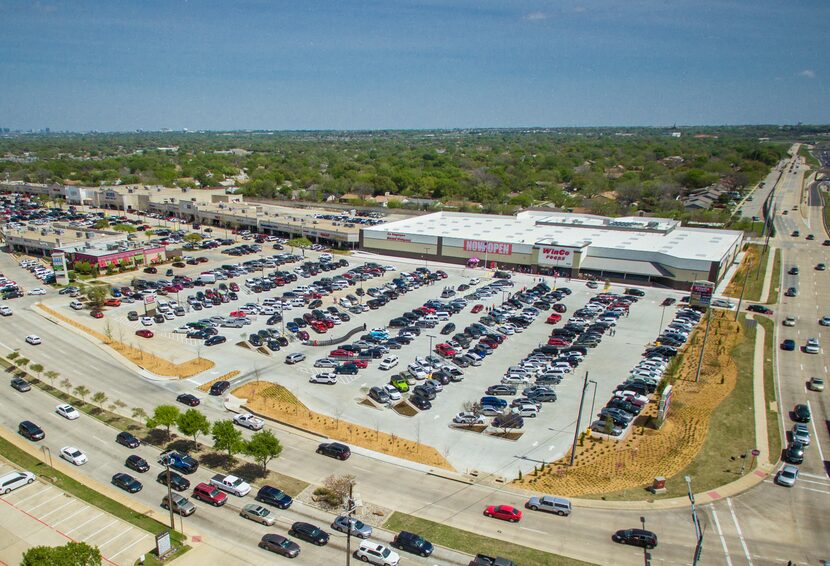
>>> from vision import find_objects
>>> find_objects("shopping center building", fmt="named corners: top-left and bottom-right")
top-left (360, 211), bottom-right (744, 289)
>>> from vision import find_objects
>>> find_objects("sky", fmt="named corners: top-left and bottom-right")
top-left (0, 0), bottom-right (828, 131)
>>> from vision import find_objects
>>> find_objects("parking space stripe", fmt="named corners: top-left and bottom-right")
top-left (26, 492), bottom-right (67, 513)
top-left (38, 499), bottom-right (76, 520)
top-left (12, 486), bottom-right (53, 505)
top-left (64, 512), bottom-right (104, 535)
top-left (109, 534), bottom-right (151, 560)
top-left (97, 526), bottom-right (133, 549)
top-left (726, 498), bottom-right (753, 566)
top-left (52, 504), bottom-right (89, 527)
top-left (82, 518), bottom-right (120, 542)
top-left (709, 505), bottom-right (733, 566)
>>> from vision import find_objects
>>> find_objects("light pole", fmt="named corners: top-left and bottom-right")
top-left (426, 334), bottom-right (437, 361)
top-left (40, 446), bottom-right (53, 469)
top-left (569, 371), bottom-right (589, 466)
top-left (658, 304), bottom-right (667, 334)
top-left (161, 454), bottom-right (175, 530)
top-left (694, 306), bottom-right (713, 383)
top-left (588, 379), bottom-right (598, 422)
top-left (344, 480), bottom-right (356, 566)
top-left (685, 475), bottom-right (704, 565)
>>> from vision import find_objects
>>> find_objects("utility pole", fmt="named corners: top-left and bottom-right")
top-left (345, 481), bottom-right (355, 566)
top-left (588, 379), bottom-right (598, 423)
top-left (735, 259), bottom-right (752, 321)
top-left (694, 307), bottom-right (712, 383)
top-left (162, 455), bottom-right (175, 530)
top-left (569, 371), bottom-right (589, 466)
top-left (685, 475), bottom-right (704, 565)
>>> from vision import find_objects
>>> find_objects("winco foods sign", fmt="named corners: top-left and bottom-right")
top-left (537, 246), bottom-right (576, 267)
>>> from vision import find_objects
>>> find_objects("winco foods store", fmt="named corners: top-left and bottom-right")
top-left (360, 211), bottom-right (743, 290)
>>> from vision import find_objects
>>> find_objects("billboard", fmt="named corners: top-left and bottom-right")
top-left (51, 252), bottom-right (67, 283)
top-left (657, 384), bottom-right (673, 427)
top-left (537, 246), bottom-right (576, 267)
top-left (462, 240), bottom-right (513, 256)
top-left (689, 280), bottom-right (714, 308)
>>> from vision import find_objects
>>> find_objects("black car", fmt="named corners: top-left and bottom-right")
top-left (266, 314), bottom-right (283, 325)
top-left (205, 335), bottom-right (227, 346)
top-left (112, 472), bottom-right (143, 493)
top-left (249, 334), bottom-right (263, 347)
top-left (289, 521), bottom-right (330, 546)
top-left (209, 380), bottom-right (231, 396)
top-left (613, 529), bottom-right (657, 549)
top-left (116, 431), bottom-right (141, 448)
top-left (11, 377), bottom-right (31, 392)
top-left (18, 420), bottom-right (45, 441)
top-left (176, 393), bottom-right (200, 407)
top-left (440, 322), bottom-right (456, 335)
top-left (335, 364), bottom-right (359, 375)
top-left (746, 304), bottom-right (773, 315)
top-left (624, 288), bottom-right (645, 297)
top-left (266, 339), bottom-right (281, 352)
top-left (784, 441), bottom-right (805, 464)
top-left (125, 454), bottom-right (150, 473)
top-left (409, 394), bottom-right (432, 410)
top-left (393, 530), bottom-right (434, 557)
top-left (792, 403), bottom-right (811, 423)
top-left (156, 471), bottom-right (190, 491)
top-left (317, 442), bottom-right (351, 460)
top-left (256, 485), bottom-right (293, 509)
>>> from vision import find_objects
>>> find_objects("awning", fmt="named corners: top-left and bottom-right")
top-left (578, 256), bottom-right (672, 278)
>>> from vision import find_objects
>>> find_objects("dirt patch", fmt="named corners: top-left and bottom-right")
top-left (234, 382), bottom-right (454, 471)
top-left (197, 370), bottom-right (241, 393)
top-left (37, 304), bottom-right (214, 378)
top-left (451, 424), bottom-right (488, 434)
top-left (514, 310), bottom-right (745, 496)
top-left (486, 430), bottom-right (524, 441)
top-left (392, 401), bottom-right (418, 417)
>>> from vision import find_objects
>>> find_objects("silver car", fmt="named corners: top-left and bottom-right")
top-left (331, 515), bottom-right (373, 538)
top-left (525, 495), bottom-right (572, 516)
top-left (240, 503), bottom-right (276, 525)
top-left (808, 377), bottom-right (825, 392)
top-left (776, 465), bottom-right (799, 487)
top-left (792, 423), bottom-right (811, 445)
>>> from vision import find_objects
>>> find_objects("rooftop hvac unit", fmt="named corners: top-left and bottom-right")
top-left (40, 229), bottom-right (48, 235)
top-left (76, 231), bottom-right (82, 237)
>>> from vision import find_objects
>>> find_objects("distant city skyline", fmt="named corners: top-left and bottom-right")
top-left (1, 0), bottom-right (828, 131)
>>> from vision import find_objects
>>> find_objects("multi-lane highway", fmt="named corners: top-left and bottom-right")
top-left (2, 154), bottom-right (830, 565)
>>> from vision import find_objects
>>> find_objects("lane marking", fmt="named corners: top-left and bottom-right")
top-left (37, 499), bottom-right (75, 520)
top-left (97, 526), bottom-right (133, 549)
top-left (801, 471), bottom-right (829, 480)
top-left (109, 534), bottom-right (151, 560)
top-left (520, 526), bottom-right (547, 535)
top-left (727, 498), bottom-right (753, 566)
top-left (52, 504), bottom-right (89, 526)
top-left (807, 401), bottom-right (827, 473)
top-left (26, 492), bottom-right (65, 512)
top-left (64, 512), bottom-right (104, 536)
top-left (82, 518), bottom-right (120, 542)
top-left (13, 487), bottom-right (53, 506)
top-left (709, 505), bottom-right (733, 566)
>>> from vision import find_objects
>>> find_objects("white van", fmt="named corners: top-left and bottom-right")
top-left (0, 470), bottom-right (35, 494)
top-left (197, 273), bottom-right (216, 284)
top-left (423, 314), bottom-right (439, 324)
top-left (435, 311), bottom-right (450, 321)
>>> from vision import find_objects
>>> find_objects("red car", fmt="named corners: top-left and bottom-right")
top-left (104, 298), bottom-right (121, 307)
top-left (546, 313), bottom-right (562, 324)
top-left (348, 360), bottom-right (369, 369)
top-left (90, 310), bottom-right (104, 318)
top-left (471, 304), bottom-right (484, 314)
top-left (297, 330), bottom-right (310, 341)
top-left (330, 349), bottom-right (356, 358)
top-left (229, 283), bottom-right (239, 292)
top-left (436, 344), bottom-right (457, 357)
top-left (229, 311), bottom-right (247, 318)
top-left (548, 337), bottom-right (571, 346)
top-left (417, 306), bottom-right (436, 314)
top-left (484, 505), bottom-right (522, 522)
top-left (436, 270), bottom-right (448, 279)
top-left (136, 329), bottom-right (154, 338)
top-left (310, 321), bottom-right (328, 333)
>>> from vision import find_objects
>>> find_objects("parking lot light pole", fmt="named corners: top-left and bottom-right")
top-left (569, 371), bottom-right (589, 466)
top-left (588, 379), bottom-right (598, 422)
top-left (426, 334), bottom-right (437, 361)
top-left (162, 455), bottom-right (175, 530)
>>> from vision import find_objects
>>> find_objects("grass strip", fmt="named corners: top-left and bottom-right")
top-left (383, 511), bottom-right (594, 566)
top-left (755, 317), bottom-right (781, 460)
top-left (0, 435), bottom-right (186, 550)
top-left (766, 249), bottom-right (781, 305)
top-left (724, 244), bottom-right (768, 302)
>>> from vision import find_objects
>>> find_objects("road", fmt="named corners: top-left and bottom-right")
top-left (3, 164), bottom-right (830, 565)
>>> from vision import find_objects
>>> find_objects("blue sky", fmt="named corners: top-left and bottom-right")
top-left (0, 0), bottom-right (827, 131)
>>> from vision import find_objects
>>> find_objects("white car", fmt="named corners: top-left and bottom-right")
top-left (60, 446), bottom-right (88, 466)
top-left (512, 404), bottom-right (539, 418)
top-left (25, 335), bottom-right (42, 345)
top-left (711, 298), bottom-right (735, 309)
top-left (819, 316), bottom-right (830, 327)
top-left (469, 278), bottom-right (480, 285)
top-left (55, 404), bottom-right (80, 420)
top-left (614, 390), bottom-right (649, 405)
top-left (502, 374), bottom-right (531, 385)
top-left (379, 356), bottom-right (399, 370)
top-left (383, 384), bottom-right (402, 401)
top-left (497, 325), bottom-right (515, 335)
top-left (310, 372), bottom-right (338, 384)
top-left (27, 288), bottom-right (46, 296)
top-left (314, 358), bottom-right (340, 368)
top-left (804, 338), bottom-right (820, 354)
top-left (453, 412), bottom-right (485, 425)
top-left (408, 367), bottom-right (429, 380)
top-left (164, 312), bottom-right (176, 320)
top-left (140, 317), bottom-right (154, 326)
top-left (354, 541), bottom-right (400, 566)
top-left (0, 470), bottom-right (35, 494)
top-left (173, 326), bottom-right (191, 334)
top-left (0, 306), bottom-right (12, 316)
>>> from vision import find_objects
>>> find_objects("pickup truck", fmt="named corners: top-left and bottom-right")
top-left (468, 555), bottom-right (517, 566)
top-left (233, 413), bottom-right (264, 430)
top-left (210, 474), bottom-right (251, 497)
top-left (158, 450), bottom-right (199, 474)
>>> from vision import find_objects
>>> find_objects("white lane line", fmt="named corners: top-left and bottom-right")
top-left (801, 471), bottom-right (829, 480)
top-left (13, 486), bottom-right (53, 506)
top-left (64, 512), bottom-right (104, 536)
top-left (97, 526), bottom-right (133, 549)
top-left (52, 504), bottom-right (89, 526)
top-left (709, 505), bottom-right (733, 566)
top-left (807, 401), bottom-right (827, 473)
top-left (520, 526), bottom-right (547, 535)
top-left (26, 492), bottom-right (66, 512)
top-left (82, 518), bottom-right (120, 542)
top-left (109, 534), bottom-right (151, 560)
top-left (38, 499), bottom-right (75, 520)
top-left (797, 477), bottom-right (830, 486)
top-left (727, 498), bottom-right (753, 566)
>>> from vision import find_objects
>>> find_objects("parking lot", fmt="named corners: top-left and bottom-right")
top-left (0, 461), bottom-right (151, 565)
top-left (41, 242), bottom-right (686, 475)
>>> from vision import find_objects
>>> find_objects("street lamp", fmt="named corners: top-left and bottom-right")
top-left (685, 475), bottom-right (704, 565)
top-left (343, 479), bottom-right (357, 566)
top-left (160, 454), bottom-right (175, 530)
top-left (426, 334), bottom-right (437, 361)
top-left (569, 371), bottom-right (590, 466)
top-left (588, 379), bottom-right (598, 422)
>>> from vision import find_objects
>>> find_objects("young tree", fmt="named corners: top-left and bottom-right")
top-left (44, 370), bottom-right (59, 386)
top-left (91, 391), bottom-right (108, 410)
top-left (322, 474), bottom-right (356, 506)
top-left (6, 351), bottom-right (19, 360)
top-left (73, 385), bottom-right (90, 403)
top-left (60, 378), bottom-right (72, 391)
top-left (184, 233), bottom-right (203, 243)
top-left (177, 409), bottom-right (210, 443)
top-left (22, 541), bottom-right (102, 566)
top-left (83, 285), bottom-right (108, 309)
top-left (131, 407), bottom-right (148, 423)
top-left (147, 405), bottom-right (181, 439)
top-left (211, 420), bottom-right (244, 459)
top-left (29, 363), bottom-right (44, 379)
top-left (14, 357), bottom-right (29, 369)
top-left (244, 429), bottom-right (283, 473)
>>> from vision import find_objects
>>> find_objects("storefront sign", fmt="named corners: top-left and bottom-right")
top-left (537, 246), bottom-right (576, 267)
top-left (463, 240), bottom-right (512, 255)
top-left (386, 232), bottom-right (412, 243)
top-left (690, 280), bottom-right (714, 308)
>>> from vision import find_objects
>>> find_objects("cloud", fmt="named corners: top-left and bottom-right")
top-left (798, 69), bottom-right (816, 79)
top-left (524, 11), bottom-right (548, 21)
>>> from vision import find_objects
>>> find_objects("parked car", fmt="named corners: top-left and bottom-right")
top-left (525, 495), bottom-right (572, 516)
top-left (331, 515), bottom-right (373, 538)
top-left (240, 503), bottom-right (276, 525)
top-left (125, 454), bottom-right (150, 473)
top-left (112, 472), bottom-right (143, 493)
top-left (258, 534), bottom-right (300, 558)
top-left (0, 470), bottom-right (35, 495)
top-left (483, 505), bottom-right (522, 522)
top-left (317, 442), bottom-right (351, 460)
top-left (612, 529), bottom-right (658, 549)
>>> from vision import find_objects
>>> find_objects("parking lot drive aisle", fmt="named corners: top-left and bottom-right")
top-left (0, 461), bottom-right (151, 566)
